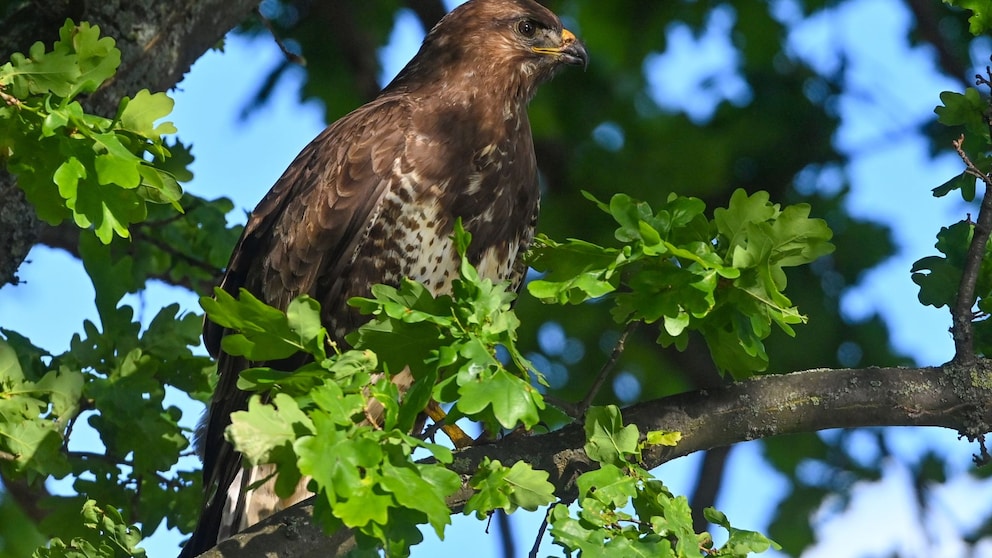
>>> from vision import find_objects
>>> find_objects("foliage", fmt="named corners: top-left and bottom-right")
top-left (2, 1), bottom-right (992, 557)
top-left (0, 20), bottom-right (190, 243)
top-left (528, 189), bottom-right (834, 378)
top-left (349, 223), bottom-right (545, 432)
top-left (0, 18), bottom-right (226, 553)
top-left (33, 500), bottom-right (144, 558)
top-left (197, 209), bottom-right (826, 555)
top-left (1, 297), bottom-right (213, 540)
top-left (548, 406), bottom-right (778, 557)
top-left (915, 72), bottom-right (992, 357)
top-left (198, 224), bottom-right (555, 556)
top-left (464, 458), bottom-right (555, 519)
top-left (944, 0), bottom-right (992, 34)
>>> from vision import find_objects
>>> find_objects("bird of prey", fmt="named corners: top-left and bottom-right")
top-left (181, 0), bottom-right (586, 555)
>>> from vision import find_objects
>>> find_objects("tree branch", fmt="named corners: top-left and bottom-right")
top-left (192, 362), bottom-right (992, 557)
top-left (951, 134), bottom-right (992, 365)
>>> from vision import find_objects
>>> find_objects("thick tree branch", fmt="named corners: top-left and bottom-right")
top-left (192, 362), bottom-right (992, 557)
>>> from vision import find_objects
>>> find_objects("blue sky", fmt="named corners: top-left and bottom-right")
top-left (3, 0), bottom-right (992, 556)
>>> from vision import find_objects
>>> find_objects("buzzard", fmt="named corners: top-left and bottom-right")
top-left (182, 0), bottom-right (586, 555)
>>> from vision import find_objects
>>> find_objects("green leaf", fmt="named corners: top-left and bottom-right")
top-left (0, 338), bottom-right (24, 383)
top-left (296, 417), bottom-right (372, 501)
top-left (465, 458), bottom-right (555, 519)
top-left (944, 0), bottom-right (992, 35)
top-left (4, 40), bottom-right (78, 97)
top-left (94, 152), bottom-right (141, 188)
top-left (307, 381), bottom-right (367, 425)
top-left (53, 156), bottom-right (86, 200)
top-left (333, 482), bottom-right (392, 528)
top-left (933, 171), bottom-right (977, 202)
top-left (32, 368), bottom-right (84, 418)
top-left (457, 366), bottom-right (545, 430)
top-left (201, 289), bottom-right (306, 361)
top-left (577, 464), bottom-right (637, 507)
top-left (527, 236), bottom-right (623, 304)
top-left (380, 461), bottom-right (459, 536)
top-left (714, 189), bottom-right (777, 252)
top-left (911, 221), bottom-right (973, 308)
top-left (502, 460), bottom-right (556, 511)
top-left (583, 405), bottom-right (640, 467)
top-left (934, 88), bottom-right (990, 142)
top-left (705, 507), bottom-right (782, 554)
top-left (63, 21), bottom-right (121, 96)
top-left (287, 295), bottom-right (328, 361)
top-left (227, 394), bottom-right (313, 464)
top-left (549, 503), bottom-right (611, 557)
top-left (118, 89), bottom-right (177, 138)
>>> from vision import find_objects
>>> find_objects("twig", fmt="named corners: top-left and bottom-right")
top-left (952, 67), bottom-right (992, 364)
top-left (494, 510), bottom-right (516, 557)
top-left (419, 417), bottom-right (444, 442)
top-left (575, 321), bottom-right (638, 417)
top-left (974, 434), bottom-right (991, 466)
top-left (256, 6), bottom-right (307, 66)
top-left (950, 133), bottom-right (992, 365)
top-left (0, 85), bottom-right (22, 107)
top-left (528, 504), bottom-right (555, 558)
top-left (0, 449), bottom-right (17, 461)
top-left (129, 226), bottom-right (224, 294)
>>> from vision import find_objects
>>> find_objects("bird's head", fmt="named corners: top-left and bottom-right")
top-left (388, 0), bottom-right (587, 100)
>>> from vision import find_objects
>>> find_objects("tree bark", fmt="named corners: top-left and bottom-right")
top-left (192, 361), bottom-right (992, 557)
top-left (0, 0), bottom-right (259, 287)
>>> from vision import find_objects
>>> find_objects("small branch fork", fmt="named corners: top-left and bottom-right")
top-left (576, 321), bottom-right (638, 417)
top-left (950, 65), bottom-right (992, 365)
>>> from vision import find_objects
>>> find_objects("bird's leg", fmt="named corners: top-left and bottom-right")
top-left (424, 400), bottom-right (474, 448)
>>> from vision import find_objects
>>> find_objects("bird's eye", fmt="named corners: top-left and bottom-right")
top-left (517, 19), bottom-right (536, 38)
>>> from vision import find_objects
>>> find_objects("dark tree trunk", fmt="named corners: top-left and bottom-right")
top-left (0, 0), bottom-right (259, 287)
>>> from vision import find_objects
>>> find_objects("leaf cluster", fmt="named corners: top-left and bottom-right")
top-left (916, 77), bottom-right (992, 357)
top-left (932, 88), bottom-right (988, 202)
top-left (199, 224), bottom-right (556, 556)
top-left (2, 220), bottom-right (220, 541)
top-left (348, 222), bottom-right (546, 433)
top-left (1, 291), bottom-right (213, 538)
top-left (0, 19), bottom-right (191, 243)
top-left (548, 406), bottom-right (778, 557)
top-left (204, 285), bottom-right (464, 555)
top-left (200, 223), bottom-right (786, 555)
top-left (0, 18), bottom-right (247, 554)
top-left (32, 500), bottom-right (144, 558)
top-left (527, 190), bottom-right (834, 377)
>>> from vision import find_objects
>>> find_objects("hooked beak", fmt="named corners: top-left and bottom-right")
top-left (558, 29), bottom-right (588, 69)
top-left (533, 28), bottom-right (588, 70)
